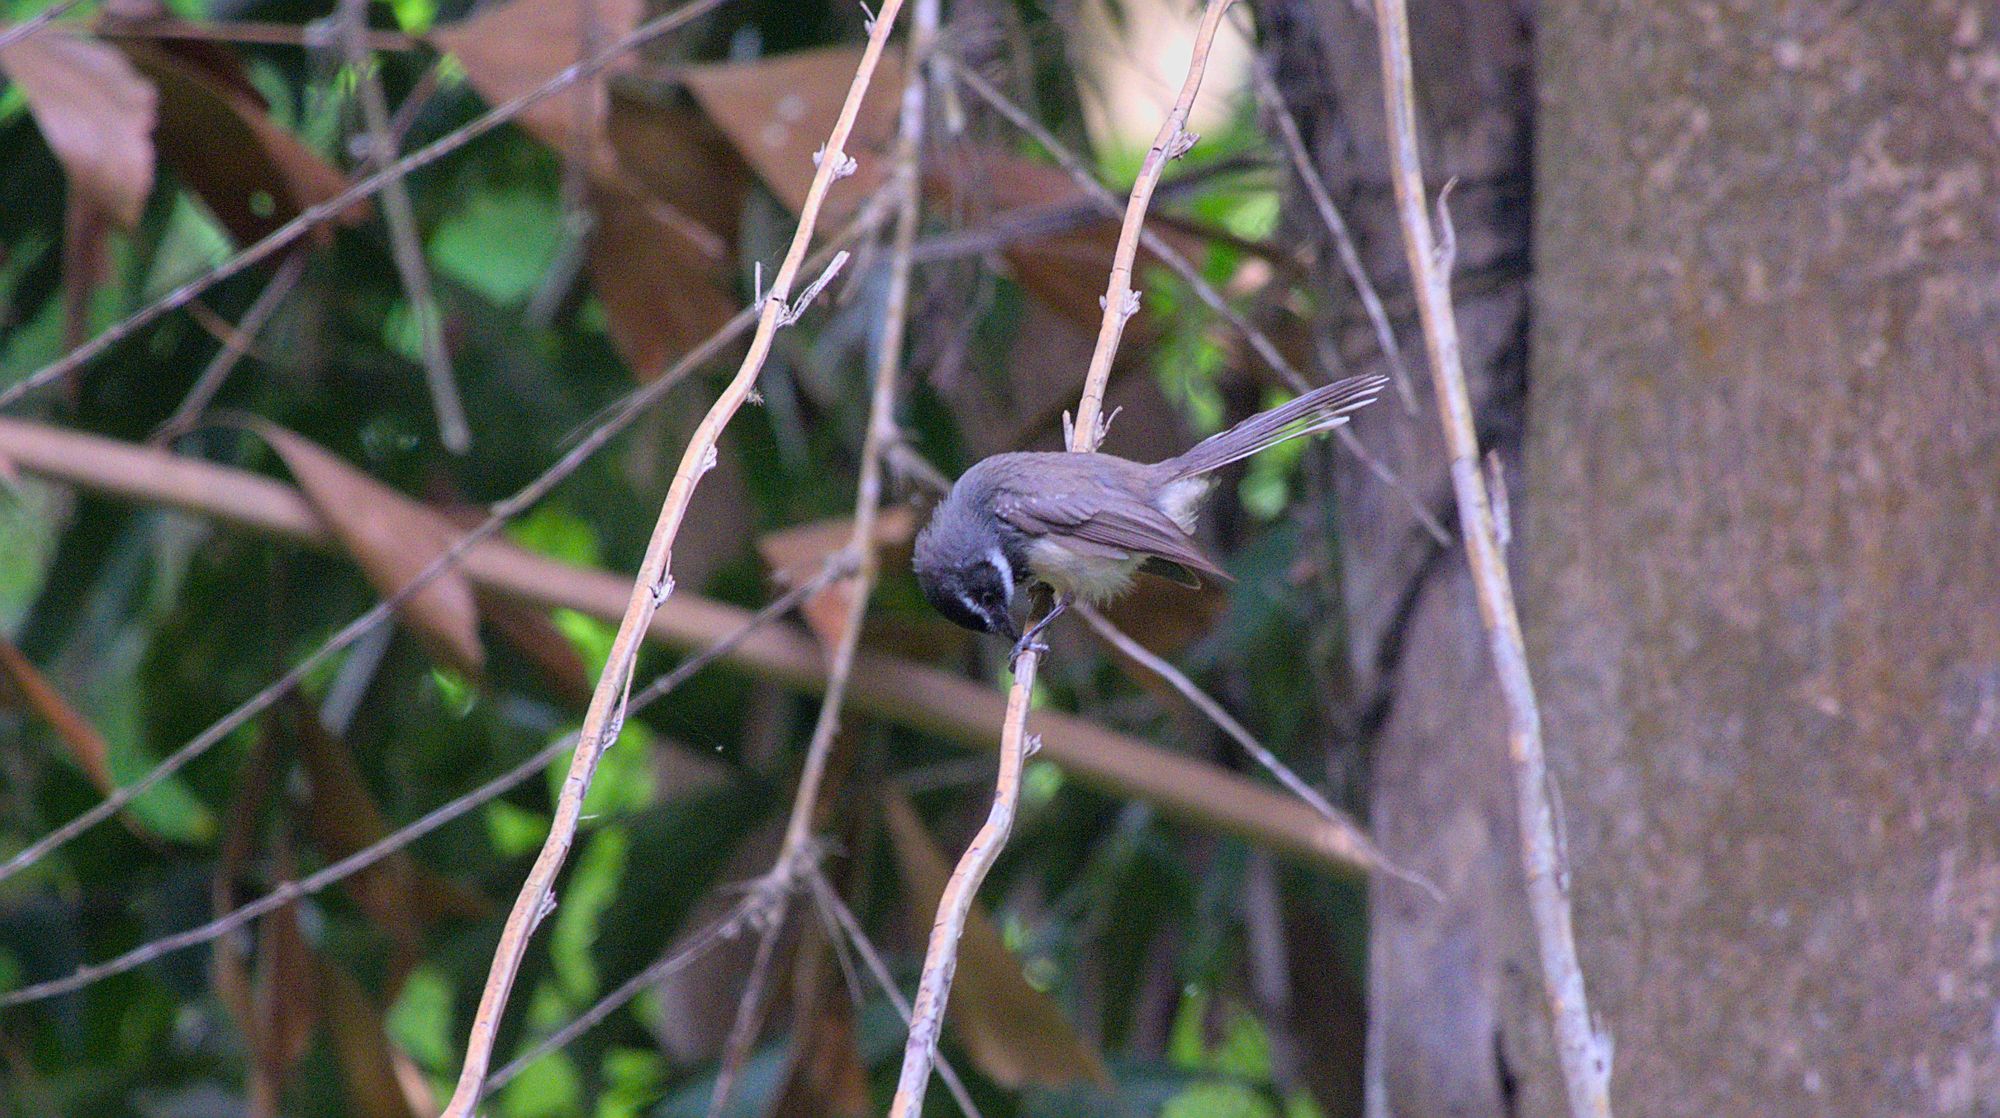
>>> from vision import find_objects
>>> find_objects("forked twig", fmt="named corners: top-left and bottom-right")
top-left (155, 251), bottom-right (308, 441)
top-left (807, 868), bottom-right (984, 1118)
top-left (888, 3), bottom-right (1239, 1111)
top-left (704, 1), bottom-right (940, 1110)
top-left (1368, 0), bottom-right (1614, 1113)
top-left (437, 5), bottom-right (911, 1110)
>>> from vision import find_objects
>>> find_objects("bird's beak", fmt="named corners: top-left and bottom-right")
top-left (992, 610), bottom-right (1021, 642)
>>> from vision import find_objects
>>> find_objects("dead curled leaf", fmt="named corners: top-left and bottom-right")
top-left (0, 635), bottom-right (116, 795)
top-left (427, 0), bottom-right (642, 170)
top-left (585, 174), bottom-right (740, 378)
top-left (0, 24), bottom-right (156, 228)
top-left (683, 44), bottom-right (903, 224)
top-left (120, 40), bottom-right (363, 245)
top-left (755, 507), bottom-right (917, 655)
top-left (881, 789), bottom-right (1111, 1090)
top-left (253, 424), bottom-right (484, 675)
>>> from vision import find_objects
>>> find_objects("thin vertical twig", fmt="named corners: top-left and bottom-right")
top-left (888, 3), bottom-right (1239, 1112)
top-left (340, 0), bottom-right (469, 453)
top-left (1368, 0), bottom-right (1614, 1113)
top-left (705, 4), bottom-right (939, 1107)
top-left (1246, 52), bottom-right (1415, 413)
top-left (436, 3), bottom-right (910, 1110)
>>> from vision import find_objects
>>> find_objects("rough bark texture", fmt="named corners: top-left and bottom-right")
top-left (1264, 1), bottom-right (1551, 1115)
top-left (1530, 2), bottom-right (2000, 1115)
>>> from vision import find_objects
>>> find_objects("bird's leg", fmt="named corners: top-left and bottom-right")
top-left (1009, 594), bottom-right (1071, 672)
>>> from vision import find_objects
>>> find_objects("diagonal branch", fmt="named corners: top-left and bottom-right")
top-left (1246, 51), bottom-right (1415, 414)
top-left (888, 2), bottom-right (1239, 1112)
top-left (0, 0), bottom-right (735, 412)
top-left (705, 2), bottom-right (940, 1111)
top-left (437, 4), bottom-right (911, 1110)
top-left (0, 202), bottom-right (888, 889)
top-left (1368, 0), bottom-right (1614, 1113)
top-left (0, 563), bottom-right (843, 1011)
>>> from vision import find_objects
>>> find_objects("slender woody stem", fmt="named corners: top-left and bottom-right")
top-left (438, 4), bottom-right (910, 1110)
top-left (1368, 0), bottom-right (1614, 1113)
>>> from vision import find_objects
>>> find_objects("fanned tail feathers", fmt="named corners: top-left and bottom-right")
top-left (1161, 374), bottom-right (1388, 481)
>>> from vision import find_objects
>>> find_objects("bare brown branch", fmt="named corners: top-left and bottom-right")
top-left (1368, 0), bottom-right (1614, 1112)
top-left (438, 5), bottom-right (911, 1108)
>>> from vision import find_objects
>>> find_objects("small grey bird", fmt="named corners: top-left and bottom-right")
top-left (913, 374), bottom-right (1387, 648)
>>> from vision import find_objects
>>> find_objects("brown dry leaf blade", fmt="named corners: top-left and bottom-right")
top-left (318, 957), bottom-right (426, 1118)
top-left (248, 867), bottom-right (321, 1118)
top-left (764, 947), bottom-right (872, 1118)
top-left (0, 23), bottom-right (155, 228)
top-left (755, 507), bottom-right (916, 654)
top-left (255, 424), bottom-right (484, 675)
top-left (881, 789), bottom-right (1111, 1089)
top-left (122, 41), bottom-right (362, 245)
top-left (929, 146), bottom-right (1199, 339)
top-left (0, 635), bottom-right (117, 794)
top-left (606, 91), bottom-right (749, 245)
top-left (683, 45), bottom-right (901, 223)
top-left (474, 587), bottom-right (595, 709)
top-left (287, 705), bottom-right (487, 961)
top-left (428, 0), bottom-right (640, 166)
top-left (586, 175), bottom-right (738, 378)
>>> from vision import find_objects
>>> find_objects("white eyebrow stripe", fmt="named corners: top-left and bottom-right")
top-left (985, 546), bottom-right (1014, 604)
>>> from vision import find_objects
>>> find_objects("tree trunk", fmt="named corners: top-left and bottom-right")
top-left (1529, 2), bottom-right (2000, 1114)
top-left (1265, 2), bottom-right (1552, 1115)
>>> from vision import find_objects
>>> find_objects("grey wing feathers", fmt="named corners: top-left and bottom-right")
top-left (996, 487), bottom-right (1231, 583)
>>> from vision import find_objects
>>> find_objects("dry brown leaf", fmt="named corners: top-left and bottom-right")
top-left (287, 704), bottom-right (487, 978)
top-left (756, 507), bottom-right (917, 654)
top-left (606, 90), bottom-right (749, 243)
top-left (0, 635), bottom-right (116, 795)
top-left (0, 24), bottom-right (155, 228)
top-left (764, 942), bottom-right (872, 1118)
top-left (585, 175), bottom-right (739, 379)
top-left (881, 789), bottom-right (1111, 1090)
top-left (474, 587), bottom-right (595, 708)
top-left (428, 0), bottom-right (640, 169)
top-left (255, 424), bottom-right (484, 675)
top-left (927, 146), bottom-right (1197, 340)
top-left (122, 41), bottom-right (362, 245)
top-left (683, 45), bottom-right (901, 223)
top-left (317, 958), bottom-right (425, 1118)
top-left (248, 856), bottom-right (320, 1118)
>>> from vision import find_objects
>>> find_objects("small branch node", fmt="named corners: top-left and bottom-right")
top-left (1166, 126), bottom-right (1199, 160)
top-left (1023, 733), bottom-right (1043, 759)
top-left (813, 145), bottom-right (860, 180)
top-left (1486, 449), bottom-right (1512, 551)
top-left (777, 250), bottom-right (851, 327)
top-left (1432, 176), bottom-right (1460, 274)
